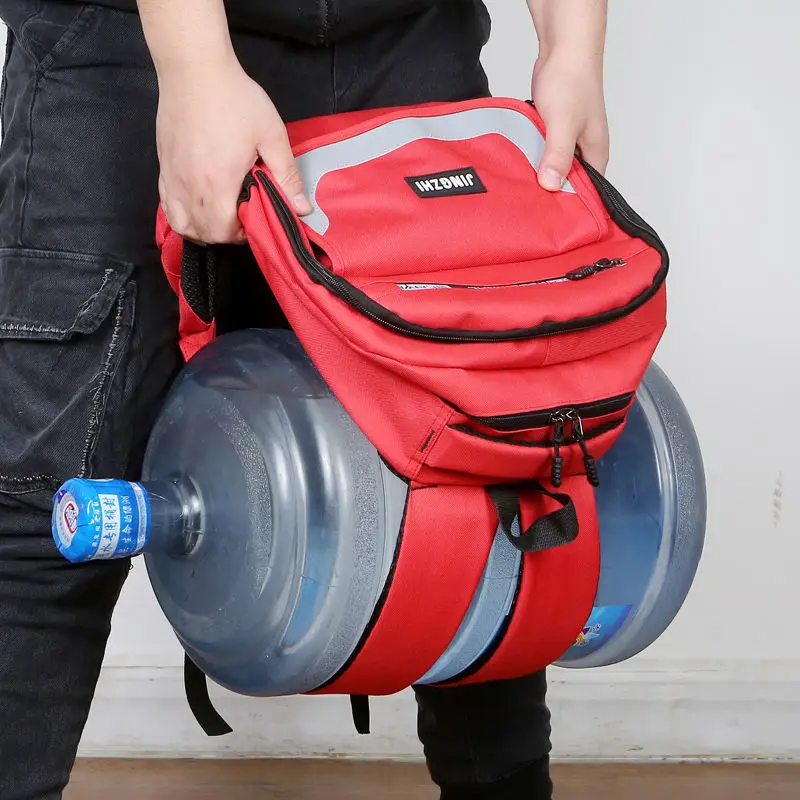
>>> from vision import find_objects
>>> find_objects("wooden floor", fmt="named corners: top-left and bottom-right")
top-left (66, 759), bottom-right (800, 799)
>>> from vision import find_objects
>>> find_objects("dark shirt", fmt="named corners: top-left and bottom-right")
top-left (67, 0), bottom-right (483, 44)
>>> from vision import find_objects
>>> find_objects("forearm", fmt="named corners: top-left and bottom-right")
top-left (526, 0), bottom-right (607, 63)
top-left (137, 0), bottom-right (236, 82)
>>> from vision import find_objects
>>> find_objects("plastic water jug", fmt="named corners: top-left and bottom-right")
top-left (52, 329), bottom-right (706, 695)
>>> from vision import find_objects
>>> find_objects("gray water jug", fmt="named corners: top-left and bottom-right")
top-left (52, 329), bottom-right (706, 695)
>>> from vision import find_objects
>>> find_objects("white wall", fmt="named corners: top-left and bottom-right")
top-left (3, 0), bottom-right (800, 761)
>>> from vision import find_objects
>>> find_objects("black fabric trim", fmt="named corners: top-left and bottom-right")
top-left (238, 172), bottom-right (258, 206)
top-left (378, 453), bottom-right (412, 485)
top-left (180, 242), bottom-right (217, 325)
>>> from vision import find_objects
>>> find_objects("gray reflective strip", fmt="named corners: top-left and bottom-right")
top-left (296, 106), bottom-right (576, 235)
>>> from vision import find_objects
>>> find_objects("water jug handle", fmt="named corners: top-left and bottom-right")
top-left (486, 482), bottom-right (579, 553)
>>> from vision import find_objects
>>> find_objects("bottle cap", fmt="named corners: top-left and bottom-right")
top-left (52, 478), bottom-right (151, 563)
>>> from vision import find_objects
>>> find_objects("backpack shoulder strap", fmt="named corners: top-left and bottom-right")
top-left (183, 654), bottom-right (233, 737)
top-left (310, 483), bottom-right (496, 697)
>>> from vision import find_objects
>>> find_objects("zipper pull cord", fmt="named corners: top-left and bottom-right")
top-left (569, 412), bottom-right (601, 488)
top-left (566, 257), bottom-right (626, 281)
top-left (550, 413), bottom-right (565, 487)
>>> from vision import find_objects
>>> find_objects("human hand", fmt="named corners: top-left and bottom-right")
top-left (156, 55), bottom-right (312, 244)
top-left (532, 51), bottom-right (610, 191)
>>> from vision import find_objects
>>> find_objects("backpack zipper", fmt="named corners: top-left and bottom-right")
top-left (251, 170), bottom-right (668, 344)
top-left (451, 390), bottom-right (635, 489)
top-left (566, 257), bottom-right (627, 281)
top-left (556, 409), bottom-right (600, 488)
top-left (457, 392), bottom-right (634, 432)
top-left (451, 414), bottom-right (622, 487)
top-left (396, 258), bottom-right (626, 291)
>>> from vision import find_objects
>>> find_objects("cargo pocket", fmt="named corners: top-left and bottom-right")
top-left (0, 3), bottom-right (99, 74)
top-left (0, 248), bottom-right (137, 510)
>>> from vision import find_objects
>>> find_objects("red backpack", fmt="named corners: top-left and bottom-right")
top-left (158, 96), bottom-right (667, 734)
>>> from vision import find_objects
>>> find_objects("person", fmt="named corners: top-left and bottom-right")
top-left (0, 1), bottom-right (609, 798)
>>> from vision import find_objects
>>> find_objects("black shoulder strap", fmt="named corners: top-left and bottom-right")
top-left (350, 695), bottom-right (371, 734)
top-left (183, 653), bottom-right (370, 737)
top-left (184, 654), bottom-right (233, 736)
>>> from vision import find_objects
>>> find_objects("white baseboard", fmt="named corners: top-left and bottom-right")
top-left (77, 660), bottom-right (800, 762)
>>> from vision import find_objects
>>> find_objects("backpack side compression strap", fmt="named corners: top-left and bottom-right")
top-left (310, 484), bottom-right (497, 697)
top-left (441, 477), bottom-right (600, 687)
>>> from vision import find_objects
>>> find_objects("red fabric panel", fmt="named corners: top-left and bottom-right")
top-left (446, 478), bottom-right (600, 686)
top-left (307, 135), bottom-right (608, 280)
top-left (312, 484), bottom-right (496, 696)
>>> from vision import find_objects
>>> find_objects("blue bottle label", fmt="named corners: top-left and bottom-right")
top-left (571, 604), bottom-right (633, 650)
top-left (54, 479), bottom-right (150, 562)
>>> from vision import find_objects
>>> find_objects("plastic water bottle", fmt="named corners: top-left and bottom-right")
top-left (555, 359), bottom-right (706, 667)
top-left (56, 329), bottom-right (409, 697)
top-left (52, 329), bottom-right (706, 695)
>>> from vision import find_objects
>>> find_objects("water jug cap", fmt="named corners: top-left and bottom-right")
top-left (52, 478), bottom-right (151, 563)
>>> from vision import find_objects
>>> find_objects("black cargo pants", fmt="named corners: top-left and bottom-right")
top-left (0, 3), bottom-right (552, 798)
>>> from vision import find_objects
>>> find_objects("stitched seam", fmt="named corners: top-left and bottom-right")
top-left (0, 30), bottom-right (13, 138)
top-left (13, 10), bottom-right (41, 65)
top-left (17, 68), bottom-right (38, 246)
top-left (405, 404), bottom-right (454, 479)
top-left (0, 321), bottom-right (62, 335)
top-left (0, 247), bottom-right (128, 263)
top-left (74, 268), bottom-right (114, 328)
top-left (0, 285), bottom-right (132, 495)
top-left (0, 268), bottom-right (116, 337)
top-left (0, 473), bottom-right (57, 484)
top-left (79, 287), bottom-right (126, 476)
top-left (35, 8), bottom-right (95, 77)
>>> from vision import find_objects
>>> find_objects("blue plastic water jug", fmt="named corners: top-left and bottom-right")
top-left (52, 329), bottom-right (706, 695)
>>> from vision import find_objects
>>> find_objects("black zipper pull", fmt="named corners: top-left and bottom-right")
top-left (550, 412), bottom-right (565, 487)
top-left (566, 257), bottom-right (626, 281)
top-left (569, 412), bottom-right (600, 487)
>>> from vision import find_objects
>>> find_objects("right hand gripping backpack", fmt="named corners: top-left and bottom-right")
top-left (157, 96), bottom-right (668, 734)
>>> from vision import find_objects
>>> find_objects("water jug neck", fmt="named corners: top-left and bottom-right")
top-left (144, 478), bottom-right (203, 557)
top-left (52, 477), bottom-right (203, 563)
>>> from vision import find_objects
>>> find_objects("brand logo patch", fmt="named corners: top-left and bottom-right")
top-left (405, 167), bottom-right (487, 198)
top-left (64, 501), bottom-right (78, 534)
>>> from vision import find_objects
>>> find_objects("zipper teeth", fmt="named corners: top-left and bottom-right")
top-left (256, 169), bottom-right (666, 344)
top-left (450, 417), bottom-right (623, 448)
top-left (421, 276), bottom-right (567, 290)
top-left (319, 0), bottom-right (330, 41)
top-left (468, 393), bottom-right (633, 430)
top-left (406, 259), bottom-right (625, 292)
